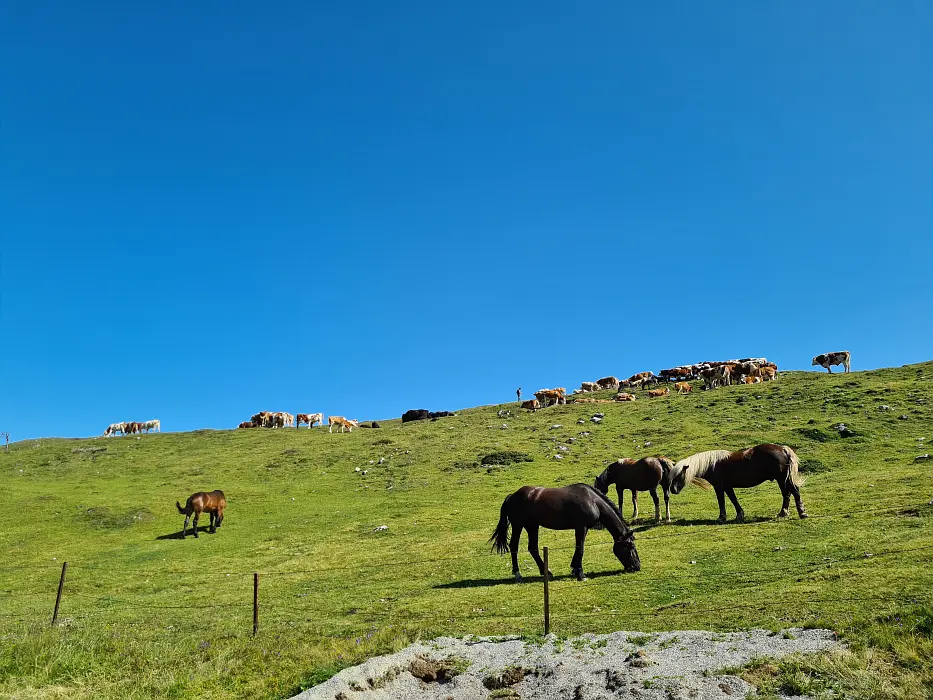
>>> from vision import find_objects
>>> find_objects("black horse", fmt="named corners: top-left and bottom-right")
top-left (489, 483), bottom-right (640, 581)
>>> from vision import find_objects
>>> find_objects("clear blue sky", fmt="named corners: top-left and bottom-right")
top-left (2, 1), bottom-right (931, 441)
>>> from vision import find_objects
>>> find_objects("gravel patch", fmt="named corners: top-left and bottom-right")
top-left (291, 628), bottom-right (841, 700)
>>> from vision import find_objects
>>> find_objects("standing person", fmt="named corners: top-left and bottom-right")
top-left (516, 387), bottom-right (522, 402)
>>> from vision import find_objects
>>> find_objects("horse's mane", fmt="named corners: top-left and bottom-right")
top-left (578, 483), bottom-right (627, 525)
top-left (673, 450), bottom-right (733, 485)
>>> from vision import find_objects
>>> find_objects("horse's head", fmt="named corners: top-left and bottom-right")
top-left (613, 532), bottom-right (640, 573)
top-left (669, 463), bottom-right (689, 494)
top-left (593, 467), bottom-right (610, 494)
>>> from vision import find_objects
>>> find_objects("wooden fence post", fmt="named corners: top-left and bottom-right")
top-left (543, 547), bottom-right (550, 636)
top-left (52, 562), bottom-right (67, 626)
top-left (253, 572), bottom-right (259, 635)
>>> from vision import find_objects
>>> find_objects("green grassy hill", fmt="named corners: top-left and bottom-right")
top-left (2, 363), bottom-right (932, 699)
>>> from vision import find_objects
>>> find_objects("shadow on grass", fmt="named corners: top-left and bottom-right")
top-left (434, 568), bottom-right (626, 589)
top-left (155, 526), bottom-right (216, 540)
top-left (632, 515), bottom-right (773, 531)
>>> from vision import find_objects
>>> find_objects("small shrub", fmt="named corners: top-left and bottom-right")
top-left (799, 458), bottom-right (831, 474)
top-left (795, 427), bottom-right (832, 442)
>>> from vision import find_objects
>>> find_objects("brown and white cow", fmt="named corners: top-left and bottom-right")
top-left (296, 412), bottom-right (324, 428)
top-left (813, 351), bottom-right (851, 373)
top-left (596, 376), bottom-right (620, 390)
top-left (760, 366), bottom-right (777, 381)
top-left (328, 416), bottom-right (359, 433)
top-left (674, 382), bottom-right (692, 394)
top-left (647, 387), bottom-right (670, 398)
top-left (614, 392), bottom-right (636, 402)
top-left (534, 388), bottom-right (566, 407)
top-left (578, 381), bottom-right (600, 393)
top-left (238, 421), bottom-right (257, 428)
top-left (103, 422), bottom-right (126, 437)
top-left (520, 399), bottom-right (541, 412)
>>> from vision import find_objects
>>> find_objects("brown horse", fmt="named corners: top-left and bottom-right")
top-left (489, 484), bottom-right (640, 582)
top-left (669, 444), bottom-right (807, 523)
top-left (594, 457), bottom-right (674, 523)
top-left (176, 490), bottom-right (226, 538)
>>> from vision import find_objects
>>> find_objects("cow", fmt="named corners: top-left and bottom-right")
top-left (238, 421), bottom-right (257, 428)
top-left (141, 419), bottom-right (160, 433)
top-left (428, 411), bottom-right (455, 420)
top-left (742, 375), bottom-right (760, 384)
top-left (614, 392), bottom-right (636, 402)
top-left (534, 389), bottom-right (565, 407)
top-left (402, 409), bottom-right (430, 423)
top-left (103, 422), bottom-right (126, 437)
top-left (760, 366), bottom-right (777, 381)
top-left (122, 422), bottom-right (142, 435)
top-left (521, 399), bottom-right (541, 411)
top-left (813, 351), bottom-right (851, 373)
top-left (625, 372), bottom-right (654, 384)
top-left (647, 387), bottom-right (670, 398)
top-left (296, 412), bottom-right (324, 428)
top-left (674, 382), bottom-right (692, 394)
top-left (596, 376), bottom-right (620, 391)
top-left (579, 381), bottom-right (600, 393)
top-left (328, 416), bottom-right (358, 433)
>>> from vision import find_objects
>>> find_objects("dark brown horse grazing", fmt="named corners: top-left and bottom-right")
top-left (669, 444), bottom-right (807, 523)
top-left (489, 484), bottom-right (640, 582)
top-left (176, 490), bottom-right (226, 538)
top-left (593, 457), bottom-right (674, 523)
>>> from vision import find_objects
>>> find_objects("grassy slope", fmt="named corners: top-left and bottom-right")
top-left (1, 363), bottom-right (932, 699)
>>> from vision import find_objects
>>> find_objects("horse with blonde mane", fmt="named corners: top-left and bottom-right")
top-left (669, 444), bottom-right (807, 523)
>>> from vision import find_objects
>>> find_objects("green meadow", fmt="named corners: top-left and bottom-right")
top-left (1, 363), bottom-right (932, 699)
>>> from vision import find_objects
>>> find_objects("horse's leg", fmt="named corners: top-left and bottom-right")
top-left (777, 479), bottom-right (791, 518)
top-left (663, 485), bottom-right (671, 523)
top-left (509, 521), bottom-right (523, 583)
top-left (631, 491), bottom-right (639, 521)
top-left (182, 514), bottom-right (189, 538)
top-left (571, 527), bottom-right (588, 581)
top-left (649, 487), bottom-right (660, 524)
top-left (192, 510), bottom-right (200, 538)
top-left (715, 487), bottom-right (728, 523)
top-left (725, 488), bottom-right (744, 522)
top-left (526, 525), bottom-right (552, 580)
top-left (209, 512), bottom-right (216, 533)
top-left (790, 482), bottom-right (808, 518)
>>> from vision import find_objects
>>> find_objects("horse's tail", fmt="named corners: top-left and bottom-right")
top-left (176, 500), bottom-right (191, 515)
top-left (784, 446), bottom-right (804, 488)
top-left (489, 495), bottom-right (512, 554)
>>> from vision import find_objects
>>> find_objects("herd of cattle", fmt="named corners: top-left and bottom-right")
top-left (103, 420), bottom-right (160, 436)
top-left (99, 351), bottom-right (851, 435)
top-left (237, 412), bottom-right (367, 432)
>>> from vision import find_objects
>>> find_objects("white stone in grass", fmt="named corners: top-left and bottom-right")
top-left (373, 525), bottom-right (388, 532)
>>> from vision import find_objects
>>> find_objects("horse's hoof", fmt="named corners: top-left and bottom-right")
top-left (799, 512), bottom-right (809, 519)
top-left (777, 510), bottom-right (788, 518)
top-left (514, 574), bottom-right (523, 584)
top-left (547, 570), bottom-right (554, 580)
top-left (717, 518), bottom-right (727, 524)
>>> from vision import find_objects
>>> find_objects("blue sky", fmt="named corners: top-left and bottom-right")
top-left (2, 1), bottom-right (931, 441)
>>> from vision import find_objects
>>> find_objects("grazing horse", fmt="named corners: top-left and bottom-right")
top-left (176, 490), bottom-right (226, 538)
top-left (594, 457), bottom-right (674, 523)
top-left (489, 484), bottom-right (640, 582)
top-left (141, 419), bottom-right (160, 433)
top-left (669, 444), bottom-right (807, 523)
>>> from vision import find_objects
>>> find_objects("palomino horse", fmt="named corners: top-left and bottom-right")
top-left (594, 457), bottom-right (674, 523)
top-left (489, 484), bottom-right (640, 582)
top-left (176, 490), bottom-right (226, 538)
top-left (669, 444), bottom-right (807, 523)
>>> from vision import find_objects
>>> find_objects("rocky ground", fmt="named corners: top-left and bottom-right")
top-left (291, 628), bottom-right (841, 700)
